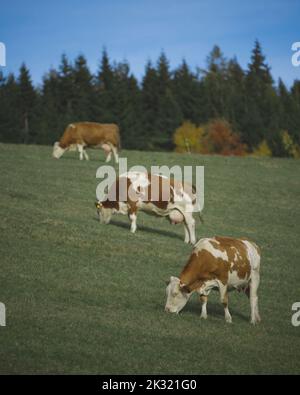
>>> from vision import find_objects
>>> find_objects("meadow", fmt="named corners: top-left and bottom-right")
top-left (0, 143), bottom-right (299, 374)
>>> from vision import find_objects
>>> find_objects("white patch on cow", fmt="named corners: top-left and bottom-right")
top-left (70, 123), bottom-right (75, 128)
top-left (228, 270), bottom-right (249, 290)
top-left (129, 213), bottom-right (137, 233)
top-left (118, 202), bottom-right (128, 215)
top-left (194, 238), bottom-right (229, 261)
top-left (52, 142), bottom-right (66, 159)
top-left (165, 277), bottom-right (191, 314)
top-left (242, 240), bottom-right (260, 270)
top-left (137, 201), bottom-right (168, 216)
top-left (197, 279), bottom-right (219, 296)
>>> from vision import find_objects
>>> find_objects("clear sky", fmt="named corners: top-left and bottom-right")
top-left (0, 0), bottom-right (299, 86)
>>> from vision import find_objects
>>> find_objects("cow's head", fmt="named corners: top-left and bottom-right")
top-left (95, 201), bottom-right (112, 224)
top-left (165, 276), bottom-right (191, 314)
top-left (52, 142), bottom-right (67, 159)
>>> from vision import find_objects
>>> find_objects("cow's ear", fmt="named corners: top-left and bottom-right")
top-left (180, 283), bottom-right (191, 293)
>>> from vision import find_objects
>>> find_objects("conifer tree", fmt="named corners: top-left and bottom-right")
top-left (18, 63), bottom-right (37, 143)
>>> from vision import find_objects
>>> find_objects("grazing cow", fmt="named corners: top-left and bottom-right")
top-left (95, 172), bottom-right (202, 244)
top-left (165, 236), bottom-right (261, 324)
top-left (53, 122), bottom-right (120, 162)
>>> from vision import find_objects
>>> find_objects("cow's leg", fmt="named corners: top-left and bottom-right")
top-left (184, 224), bottom-right (190, 244)
top-left (200, 295), bottom-right (208, 319)
top-left (250, 270), bottom-right (261, 324)
top-left (77, 144), bottom-right (84, 160)
top-left (105, 151), bottom-right (112, 162)
top-left (219, 285), bottom-right (232, 323)
top-left (184, 213), bottom-right (196, 245)
top-left (111, 145), bottom-right (119, 164)
top-left (129, 211), bottom-right (137, 233)
top-left (83, 149), bottom-right (89, 160)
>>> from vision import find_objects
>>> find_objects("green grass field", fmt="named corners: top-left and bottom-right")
top-left (0, 143), bottom-right (300, 374)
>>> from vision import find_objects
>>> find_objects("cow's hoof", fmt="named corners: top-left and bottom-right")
top-left (200, 314), bottom-right (208, 320)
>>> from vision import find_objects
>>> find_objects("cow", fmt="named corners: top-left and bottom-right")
top-left (95, 172), bottom-right (202, 244)
top-left (52, 122), bottom-right (120, 163)
top-left (165, 236), bottom-right (261, 324)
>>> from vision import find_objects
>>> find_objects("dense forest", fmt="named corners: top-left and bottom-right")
top-left (0, 40), bottom-right (299, 157)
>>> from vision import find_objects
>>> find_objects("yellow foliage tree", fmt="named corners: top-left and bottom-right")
top-left (173, 121), bottom-right (205, 153)
top-left (281, 131), bottom-right (300, 159)
top-left (252, 140), bottom-right (272, 157)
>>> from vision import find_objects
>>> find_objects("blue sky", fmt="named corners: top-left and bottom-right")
top-left (0, 0), bottom-right (299, 86)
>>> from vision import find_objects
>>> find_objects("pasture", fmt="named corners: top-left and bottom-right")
top-left (0, 143), bottom-right (299, 374)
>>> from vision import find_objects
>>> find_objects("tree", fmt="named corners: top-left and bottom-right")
top-left (201, 46), bottom-right (228, 119)
top-left (111, 61), bottom-right (143, 149)
top-left (173, 121), bottom-right (205, 153)
top-left (141, 60), bottom-right (161, 149)
top-left (226, 57), bottom-right (247, 135)
top-left (72, 55), bottom-right (94, 121)
top-left (0, 72), bottom-right (23, 142)
top-left (94, 49), bottom-right (116, 122)
top-left (35, 69), bottom-right (62, 144)
top-left (202, 119), bottom-right (247, 156)
top-left (57, 54), bottom-right (75, 126)
top-left (244, 40), bottom-right (280, 151)
top-left (18, 63), bottom-right (37, 143)
top-left (172, 60), bottom-right (201, 124)
top-left (152, 52), bottom-right (182, 150)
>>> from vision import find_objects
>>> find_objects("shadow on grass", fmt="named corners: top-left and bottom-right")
top-left (92, 216), bottom-right (184, 242)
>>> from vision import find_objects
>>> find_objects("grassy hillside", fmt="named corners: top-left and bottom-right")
top-left (0, 143), bottom-right (299, 374)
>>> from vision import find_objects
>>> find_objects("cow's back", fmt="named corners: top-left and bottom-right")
top-left (180, 237), bottom-right (258, 289)
top-left (78, 122), bottom-right (120, 146)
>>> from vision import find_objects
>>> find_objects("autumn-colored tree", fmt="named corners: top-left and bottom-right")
top-left (252, 140), bottom-right (272, 157)
top-left (202, 119), bottom-right (247, 156)
top-left (281, 130), bottom-right (300, 158)
top-left (173, 121), bottom-right (205, 153)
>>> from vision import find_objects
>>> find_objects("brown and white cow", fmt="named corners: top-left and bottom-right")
top-left (165, 236), bottom-right (261, 324)
top-left (95, 172), bottom-right (202, 244)
top-left (53, 122), bottom-right (120, 163)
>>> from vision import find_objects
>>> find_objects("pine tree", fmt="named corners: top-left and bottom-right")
top-left (156, 52), bottom-right (182, 149)
top-left (18, 63), bottom-right (37, 143)
top-left (244, 40), bottom-right (279, 150)
top-left (289, 80), bottom-right (300, 144)
top-left (58, 54), bottom-right (75, 126)
top-left (72, 55), bottom-right (94, 121)
top-left (112, 61), bottom-right (142, 149)
top-left (226, 58), bottom-right (246, 134)
top-left (202, 45), bottom-right (228, 119)
top-left (172, 59), bottom-right (201, 124)
top-left (36, 69), bottom-right (62, 144)
top-left (141, 60), bottom-right (160, 149)
top-left (95, 49), bottom-right (116, 122)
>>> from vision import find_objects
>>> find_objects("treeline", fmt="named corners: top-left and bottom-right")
top-left (0, 40), bottom-right (299, 156)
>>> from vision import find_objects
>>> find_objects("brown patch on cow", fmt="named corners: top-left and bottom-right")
top-left (212, 237), bottom-right (251, 280)
top-left (179, 237), bottom-right (252, 292)
top-left (102, 172), bottom-right (197, 218)
top-left (146, 174), bottom-right (196, 210)
top-left (59, 122), bottom-right (120, 150)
